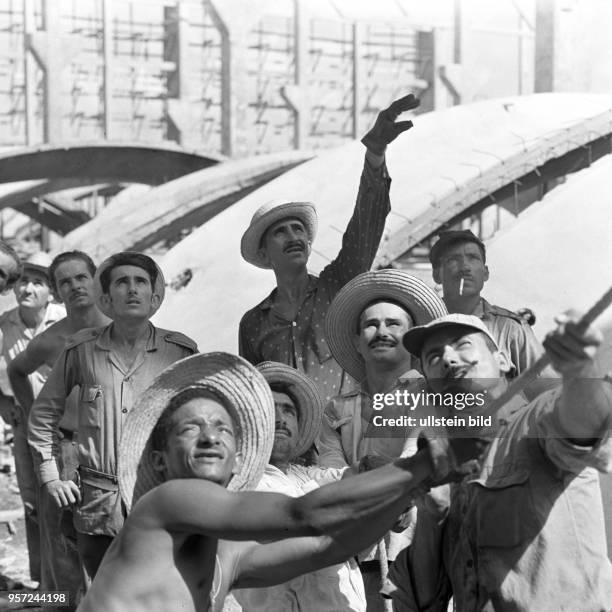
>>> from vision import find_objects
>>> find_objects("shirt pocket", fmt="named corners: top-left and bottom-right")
top-left (473, 469), bottom-right (541, 548)
top-left (79, 384), bottom-right (103, 430)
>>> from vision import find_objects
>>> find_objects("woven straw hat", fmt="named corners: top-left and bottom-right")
top-left (257, 361), bottom-right (323, 457)
top-left (240, 199), bottom-right (317, 269)
top-left (325, 270), bottom-right (448, 382)
top-left (118, 352), bottom-right (275, 512)
top-left (93, 251), bottom-right (165, 319)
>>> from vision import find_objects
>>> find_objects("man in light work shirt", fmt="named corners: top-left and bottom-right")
top-left (385, 313), bottom-right (612, 611)
top-left (28, 251), bottom-right (197, 584)
top-left (239, 94), bottom-right (420, 403)
top-left (429, 229), bottom-right (548, 377)
top-left (233, 361), bottom-right (366, 612)
top-left (318, 269), bottom-right (446, 611)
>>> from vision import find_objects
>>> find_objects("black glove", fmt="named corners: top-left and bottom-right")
top-left (361, 94), bottom-right (420, 155)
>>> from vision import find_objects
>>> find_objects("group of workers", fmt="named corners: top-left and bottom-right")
top-left (0, 93), bottom-right (610, 612)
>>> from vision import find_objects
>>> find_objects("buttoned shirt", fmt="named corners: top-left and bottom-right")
top-left (28, 323), bottom-right (196, 535)
top-left (233, 463), bottom-right (366, 612)
top-left (0, 303), bottom-right (66, 400)
top-left (239, 159), bottom-right (391, 403)
top-left (319, 371), bottom-right (424, 563)
top-left (318, 371), bottom-right (425, 469)
top-left (385, 392), bottom-right (612, 611)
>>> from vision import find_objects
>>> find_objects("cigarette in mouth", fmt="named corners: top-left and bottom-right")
top-left (459, 278), bottom-right (464, 296)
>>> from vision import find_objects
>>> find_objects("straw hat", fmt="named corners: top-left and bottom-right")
top-left (240, 199), bottom-right (317, 269)
top-left (257, 361), bottom-right (323, 457)
top-left (118, 352), bottom-right (275, 512)
top-left (325, 270), bottom-right (448, 382)
top-left (93, 251), bottom-right (165, 319)
top-left (22, 251), bottom-right (53, 278)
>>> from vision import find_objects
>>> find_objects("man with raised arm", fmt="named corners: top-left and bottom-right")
top-left (77, 352), bottom-right (476, 612)
top-left (239, 94), bottom-right (420, 403)
top-left (384, 312), bottom-right (612, 611)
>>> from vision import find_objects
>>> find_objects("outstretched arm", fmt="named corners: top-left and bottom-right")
top-left (145, 449), bottom-right (433, 546)
top-left (545, 311), bottom-right (612, 444)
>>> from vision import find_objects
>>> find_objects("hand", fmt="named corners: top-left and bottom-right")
top-left (361, 94), bottom-right (420, 155)
top-left (44, 479), bottom-right (81, 509)
top-left (417, 431), bottom-right (487, 485)
top-left (543, 310), bottom-right (602, 377)
top-left (358, 454), bottom-right (389, 473)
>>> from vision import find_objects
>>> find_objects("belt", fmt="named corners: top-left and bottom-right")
top-left (59, 427), bottom-right (75, 441)
top-left (78, 465), bottom-right (119, 492)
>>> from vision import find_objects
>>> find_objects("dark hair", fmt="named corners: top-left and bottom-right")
top-left (151, 387), bottom-right (238, 452)
top-left (99, 253), bottom-right (158, 294)
top-left (0, 242), bottom-right (22, 289)
top-left (269, 381), bottom-right (300, 420)
top-left (356, 298), bottom-right (415, 334)
top-left (49, 251), bottom-right (96, 294)
top-left (431, 237), bottom-right (486, 269)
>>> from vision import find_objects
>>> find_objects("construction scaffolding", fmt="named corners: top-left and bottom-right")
top-left (0, 0), bottom-right (436, 156)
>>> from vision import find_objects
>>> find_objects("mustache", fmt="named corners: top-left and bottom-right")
top-left (443, 361), bottom-right (477, 380)
top-left (274, 426), bottom-right (292, 437)
top-left (284, 241), bottom-right (306, 252)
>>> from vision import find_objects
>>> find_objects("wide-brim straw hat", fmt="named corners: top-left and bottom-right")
top-left (240, 200), bottom-right (317, 269)
top-left (257, 361), bottom-right (323, 457)
top-left (119, 352), bottom-right (275, 512)
top-left (325, 270), bottom-right (448, 382)
top-left (93, 251), bottom-right (165, 319)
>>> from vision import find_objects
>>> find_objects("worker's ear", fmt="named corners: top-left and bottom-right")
top-left (231, 452), bottom-right (243, 478)
top-left (150, 449), bottom-right (167, 474)
top-left (494, 349), bottom-right (512, 375)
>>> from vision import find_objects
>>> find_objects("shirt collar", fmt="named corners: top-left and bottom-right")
top-left (258, 274), bottom-right (318, 311)
top-left (95, 322), bottom-right (158, 352)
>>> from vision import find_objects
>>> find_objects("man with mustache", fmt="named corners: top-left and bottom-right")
top-left (28, 251), bottom-right (197, 586)
top-left (8, 250), bottom-right (107, 606)
top-left (429, 230), bottom-right (547, 378)
top-left (78, 352), bottom-right (475, 612)
top-left (234, 361), bottom-right (366, 611)
top-left (0, 251), bottom-right (65, 586)
top-left (384, 312), bottom-right (612, 611)
top-left (239, 94), bottom-right (420, 404)
top-left (317, 270), bottom-right (447, 610)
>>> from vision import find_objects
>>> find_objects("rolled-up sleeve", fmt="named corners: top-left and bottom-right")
top-left (318, 401), bottom-right (351, 468)
top-left (28, 349), bottom-right (71, 484)
top-left (535, 393), bottom-right (612, 474)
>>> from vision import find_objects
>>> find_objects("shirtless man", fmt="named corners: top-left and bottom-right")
top-left (77, 352), bottom-right (471, 612)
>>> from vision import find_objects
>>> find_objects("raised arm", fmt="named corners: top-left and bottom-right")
top-left (322, 94), bottom-right (420, 289)
top-left (544, 311), bottom-right (612, 445)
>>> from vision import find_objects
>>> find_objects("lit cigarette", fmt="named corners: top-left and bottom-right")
top-left (459, 278), bottom-right (464, 296)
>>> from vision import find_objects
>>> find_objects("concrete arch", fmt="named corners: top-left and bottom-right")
top-left (0, 142), bottom-right (223, 186)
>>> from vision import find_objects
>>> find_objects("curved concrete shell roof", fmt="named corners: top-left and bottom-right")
top-left (154, 93), bottom-right (612, 353)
